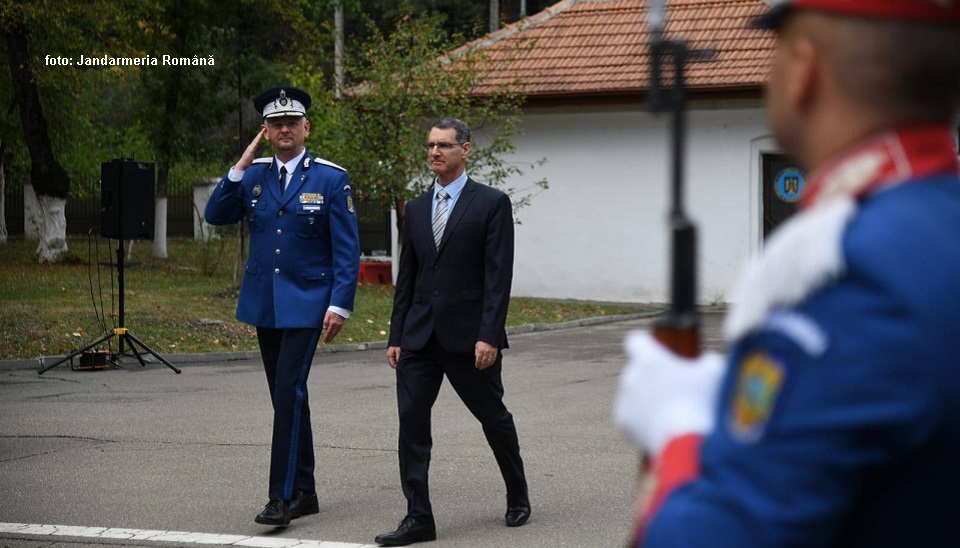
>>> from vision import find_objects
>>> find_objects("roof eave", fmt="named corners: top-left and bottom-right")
top-left (475, 84), bottom-right (766, 108)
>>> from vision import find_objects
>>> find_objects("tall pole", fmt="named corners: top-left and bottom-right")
top-left (116, 239), bottom-right (126, 355)
top-left (335, 6), bottom-right (344, 99)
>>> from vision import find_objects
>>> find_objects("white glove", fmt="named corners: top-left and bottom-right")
top-left (613, 330), bottom-right (726, 456)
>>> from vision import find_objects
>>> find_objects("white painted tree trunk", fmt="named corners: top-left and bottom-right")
top-left (152, 196), bottom-right (168, 259)
top-left (34, 194), bottom-right (68, 263)
top-left (390, 207), bottom-right (399, 283)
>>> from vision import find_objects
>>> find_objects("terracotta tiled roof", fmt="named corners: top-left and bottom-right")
top-left (452, 0), bottom-right (775, 100)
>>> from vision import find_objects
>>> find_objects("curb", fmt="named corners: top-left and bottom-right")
top-left (0, 311), bottom-right (664, 372)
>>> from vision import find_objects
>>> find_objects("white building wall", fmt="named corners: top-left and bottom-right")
top-left (501, 102), bottom-right (777, 304)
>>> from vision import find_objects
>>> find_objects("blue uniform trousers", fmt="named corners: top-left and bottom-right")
top-left (256, 327), bottom-right (321, 501)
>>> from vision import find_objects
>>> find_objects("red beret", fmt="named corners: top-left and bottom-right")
top-left (753, 0), bottom-right (960, 29)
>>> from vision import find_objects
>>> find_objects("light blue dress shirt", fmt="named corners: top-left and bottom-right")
top-left (432, 170), bottom-right (468, 222)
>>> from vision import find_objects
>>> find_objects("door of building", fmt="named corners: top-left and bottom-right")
top-left (762, 153), bottom-right (806, 238)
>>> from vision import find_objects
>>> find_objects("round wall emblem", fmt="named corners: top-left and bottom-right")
top-left (774, 167), bottom-right (804, 203)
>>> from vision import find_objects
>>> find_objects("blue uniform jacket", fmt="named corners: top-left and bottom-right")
top-left (204, 152), bottom-right (360, 329)
top-left (646, 174), bottom-right (960, 547)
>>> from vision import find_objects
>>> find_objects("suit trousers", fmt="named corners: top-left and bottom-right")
top-left (396, 334), bottom-right (528, 522)
top-left (256, 327), bottom-right (321, 501)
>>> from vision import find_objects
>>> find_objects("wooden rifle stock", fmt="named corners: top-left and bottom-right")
top-left (653, 321), bottom-right (700, 358)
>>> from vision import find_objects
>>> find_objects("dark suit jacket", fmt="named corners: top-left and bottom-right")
top-left (389, 178), bottom-right (514, 354)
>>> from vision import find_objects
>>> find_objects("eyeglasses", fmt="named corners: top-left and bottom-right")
top-left (422, 142), bottom-right (463, 151)
top-left (266, 119), bottom-right (304, 130)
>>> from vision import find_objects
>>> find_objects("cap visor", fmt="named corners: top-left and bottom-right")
top-left (263, 110), bottom-right (306, 119)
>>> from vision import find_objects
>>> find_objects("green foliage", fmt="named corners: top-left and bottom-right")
top-left (1, 0), bottom-right (547, 244)
top-left (294, 10), bottom-right (547, 229)
top-left (0, 0), bottom-right (314, 202)
top-left (0, 0), bottom-right (144, 199)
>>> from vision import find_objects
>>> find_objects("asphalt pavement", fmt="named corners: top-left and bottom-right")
top-left (0, 310), bottom-right (726, 548)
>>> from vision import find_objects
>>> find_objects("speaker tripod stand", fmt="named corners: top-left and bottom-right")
top-left (38, 239), bottom-right (181, 376)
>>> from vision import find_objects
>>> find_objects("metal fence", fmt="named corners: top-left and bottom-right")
top-left (3, 186), bottom-right (196, 237)
top-left (4, 186), bottom-right (392, 255)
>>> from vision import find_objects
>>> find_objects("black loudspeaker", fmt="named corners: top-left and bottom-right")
top-left (100, 158), bottom-right (155, 240)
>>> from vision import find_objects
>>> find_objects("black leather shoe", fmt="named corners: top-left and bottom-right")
top-left (289, 491), bottom-right (319, 519)
top-left (375, 516), bottom-right (437, 546)
top-left (254, 499), bottom-right (290, 527)
top-left (505, 503), bottom-right (531, 527)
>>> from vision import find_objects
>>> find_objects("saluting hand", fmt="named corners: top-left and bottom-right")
top-left (234, 127), bottom-right (268, 172)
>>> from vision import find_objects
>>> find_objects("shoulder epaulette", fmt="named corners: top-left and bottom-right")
top-left (252, 157), bottom-right (272, 164)
top-left (314, 158), bottom-right (347, 172)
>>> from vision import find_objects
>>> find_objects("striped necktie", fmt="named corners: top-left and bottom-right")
top-left (432, 188), bottom-right (449, 249)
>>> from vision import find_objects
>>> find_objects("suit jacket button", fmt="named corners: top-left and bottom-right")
top-left (275, 268), bottom-right (280, 274)
top-left (275, 249), bottom-right (281, 255)
top-left (278, 211), bottom-right (284, 216)
top-left (433, 265), bottom-right (440, 271)
top-left (433, 290), bottom-right (440, 296)
top-left (276, 229), bottom-right (282, 235)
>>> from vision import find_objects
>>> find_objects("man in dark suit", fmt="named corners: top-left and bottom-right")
top-left (375, 118), bottom-right (530, 546)
top-left (205, 86), bottom-right (360, 527)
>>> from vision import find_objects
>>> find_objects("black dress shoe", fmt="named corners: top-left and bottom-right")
top-left (375, 516), bottom-right (437, 546)
top-left (289, 491), bottom-right (319, 519)
top-left (254, 499), bottom-right (290, 527)
top-left (505, 503), bottom-right (531, 527)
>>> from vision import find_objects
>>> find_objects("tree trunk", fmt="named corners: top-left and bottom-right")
top-left (390, 196), bottom-right (406, 284)
top-left (152, 196), bottom-right (168, 258)
top-left (34, 194), bottom-right (68, 262)
top-left (152, 60), bottom-right (182, 259)
top-left (393, 196), bottom-right (406, 242)
top-left (5, 22), bottom-right (71, 261)
top-left (153, 153), bottom-right (171, 259)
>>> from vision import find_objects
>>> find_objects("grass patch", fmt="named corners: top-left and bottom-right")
top-left (0, 237), bottom-right (652, 360)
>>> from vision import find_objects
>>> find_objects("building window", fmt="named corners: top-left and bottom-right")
top-left (762, 153), bottom-right (806, 238)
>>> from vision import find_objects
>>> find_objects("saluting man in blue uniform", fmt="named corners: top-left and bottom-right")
top-left (205, 85), bottom-right (360, 527)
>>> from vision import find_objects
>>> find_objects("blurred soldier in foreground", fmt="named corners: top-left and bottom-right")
top-left (615, 1), bottom-right (960, 546)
